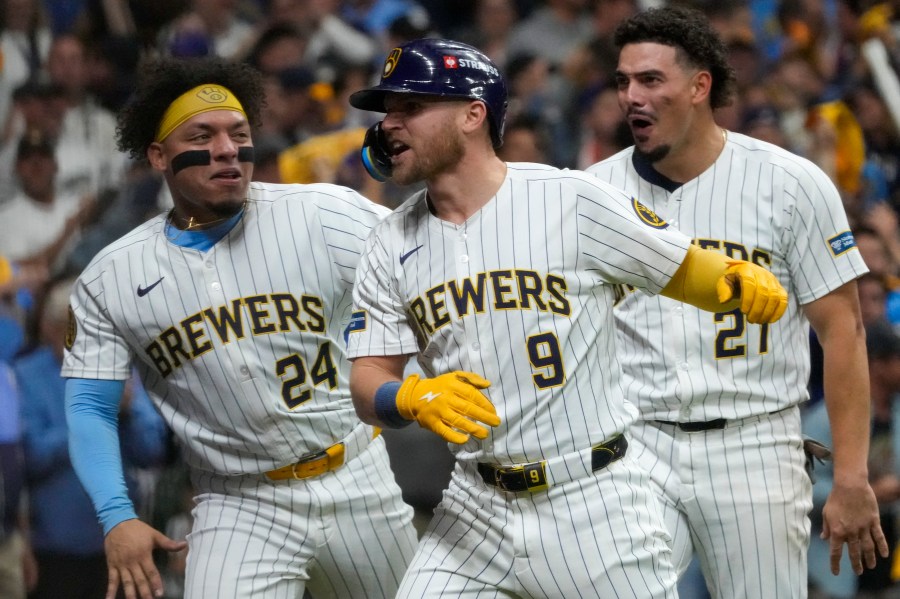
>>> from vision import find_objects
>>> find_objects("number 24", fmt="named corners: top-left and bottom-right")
top-left (275, 342), bottom-right (338, 409)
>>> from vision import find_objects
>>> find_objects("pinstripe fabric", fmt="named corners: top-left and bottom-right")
top-left (184, 439), bottom-right (416, 598)
top-left (63, 182), bottom-right (390, 474)
top-left (348, 163), bottom-right (691, 464)
top-left (631, 410), bottom-right (812, 599)
top-left (587, 132), bottom-right (864, 598)
top-left (397, 457), bottom-right (676, 598)
top-left (587, 132), bottom-right (867, 421)
top-left (62, 182), bottom-right (416, 596)
top-left (348, 162), bottom-right (691, 596)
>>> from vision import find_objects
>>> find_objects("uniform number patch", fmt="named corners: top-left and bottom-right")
top-left (827, 231), bottom-right (857, 257)
top-left (632, 197), bottom-right (668, 229)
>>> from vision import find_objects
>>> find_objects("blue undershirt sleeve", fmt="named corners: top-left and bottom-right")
top-left (65, 377), bottom-right (136, 535)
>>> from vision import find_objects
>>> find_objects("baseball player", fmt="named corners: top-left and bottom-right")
top-left (346, 38), bottom-right (788, 598)
top-left (585, 7), bottom-right (888, 597)
top-left (61, 57), bottom-right (416, 599)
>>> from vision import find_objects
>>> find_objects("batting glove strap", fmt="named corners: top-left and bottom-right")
top-left (374, 381), bottom-right (412, 429)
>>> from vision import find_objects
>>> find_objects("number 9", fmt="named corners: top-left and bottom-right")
top-left (527, 332), bottom-right (565, 389)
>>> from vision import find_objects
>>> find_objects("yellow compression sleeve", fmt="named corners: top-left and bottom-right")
top-left (660, 245), bottom-right (741, 313)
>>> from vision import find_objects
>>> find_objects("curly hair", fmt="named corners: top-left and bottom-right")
top-left (117, 57), bottom-right (265, 160)
top-left (614, 6), bottom-right (736, 110)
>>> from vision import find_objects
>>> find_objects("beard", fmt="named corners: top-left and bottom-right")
top-left (633, 142), bottom-right (671, 164)
top-left (208, 195), bottom-right (247, 217)
top-left (391, 120), bottom-right (466, 186)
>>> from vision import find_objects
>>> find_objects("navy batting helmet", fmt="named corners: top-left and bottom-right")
top-left (350, 38), bottom-right (508, 147)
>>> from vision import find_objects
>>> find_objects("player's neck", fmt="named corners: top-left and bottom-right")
top-left (426, 155), bottom-right (507, 224)
top-left (169, 200), bottom-right (247, 231)
top-left (652, 122), bottom-right (727, 184)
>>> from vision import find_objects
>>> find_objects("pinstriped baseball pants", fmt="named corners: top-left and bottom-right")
top-left (183, 437), bottom-right (417, 598)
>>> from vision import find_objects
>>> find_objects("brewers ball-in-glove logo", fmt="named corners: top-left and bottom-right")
top-left (631, 197), bottom-right (668, 229)
top-left (383, 48), bottom-right (402, 78)
top-left (197, 86), bottom-right (228, 104)
top-left (65, 305), bottom-right (77, 351)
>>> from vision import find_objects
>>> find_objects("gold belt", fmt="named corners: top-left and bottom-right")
top-left (265, 428), bottom-right (381, 481)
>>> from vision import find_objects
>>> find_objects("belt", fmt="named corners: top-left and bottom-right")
top-left (655, 418), bottom-right (727, 432)
top-left (265, 426), bottom-right (380, 481)
top-left (477, 435), bottom-right (628, 493)
top-left (655, 406), bottom-right (793, 432)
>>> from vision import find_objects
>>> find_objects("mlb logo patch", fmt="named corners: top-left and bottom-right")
top-left (444, 55), bottom-right (458, 69)
top-left (827, 231), bottom-right (857, 257)
top-left (343, 310), bottom-right (368, 343)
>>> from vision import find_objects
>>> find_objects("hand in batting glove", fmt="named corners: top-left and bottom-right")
top-left (396, 372), bottom-right (501, 444)
top-left (717, 260), bottom-right (788, 324)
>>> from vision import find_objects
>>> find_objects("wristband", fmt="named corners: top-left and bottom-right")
top-left (374, 381), bottom-right (411, 428)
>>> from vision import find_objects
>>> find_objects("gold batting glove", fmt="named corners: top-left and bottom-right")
top-left (717, 260), bottom-right (789, 324)
top-left (396, 371), bottom-right (501, 444)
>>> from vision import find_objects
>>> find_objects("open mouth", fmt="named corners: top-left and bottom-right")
top-left (211, 169), bottom-right (242, 180)
top-left (389, 140), bottom-right (410, 160)
top-left (629, 115), bottom-right (654, 135)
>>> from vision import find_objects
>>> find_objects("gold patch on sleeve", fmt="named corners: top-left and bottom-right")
top-left (65, 305), bottom-right (77, 351)
top-left (632, 197), bottom-right (668, 229)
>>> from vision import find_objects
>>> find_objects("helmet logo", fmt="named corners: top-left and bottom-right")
top-left (383, 48), bottom-right (402, 78)
top-left (443, 55), bottom-right (459, 69)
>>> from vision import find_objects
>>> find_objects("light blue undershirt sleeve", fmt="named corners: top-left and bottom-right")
top-left (65, 377), bottom-right (134, 535)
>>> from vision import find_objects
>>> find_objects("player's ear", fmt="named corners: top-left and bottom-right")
top-left (462, 100), bottom-right (489, 140)
top-left (691, 70), bottom-right (713, 106)
top-left (147, 142), bottom-right (167, 173)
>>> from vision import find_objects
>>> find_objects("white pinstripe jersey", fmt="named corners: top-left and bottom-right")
top-left (62, 182), bottom-right (389, 475)
top-left (587, 131), bottom-right (868, 421)
top-left (346, 162), bottom-right (692, 464)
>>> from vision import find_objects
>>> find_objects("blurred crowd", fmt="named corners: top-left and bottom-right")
top-left (0, 0), bottom-right (899, 597)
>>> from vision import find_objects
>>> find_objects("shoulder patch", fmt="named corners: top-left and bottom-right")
top-left (632, 197), bottom-right (668, 229)
top-left (827, 231), bottom-right (857, 257)
top-left (344, 310), bottom-right (368, 343)
top-left (65, 305), bottom-right (77, 351)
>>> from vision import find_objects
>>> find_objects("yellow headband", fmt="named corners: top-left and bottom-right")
top-left (155, 84), bottom-right (246, 142)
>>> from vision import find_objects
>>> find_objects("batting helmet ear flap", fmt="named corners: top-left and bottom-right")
top-left (360, 122), bottom-right (393, 182)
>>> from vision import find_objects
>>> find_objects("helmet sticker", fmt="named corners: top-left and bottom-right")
top-left (383, 48), bottom-right (402, 78)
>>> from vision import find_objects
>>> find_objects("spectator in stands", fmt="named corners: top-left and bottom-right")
top-left (45, 34), bottom-right (125, 198)
top-left (159, 0), bottom-right (257, 59)
top-left (507, 0), bottom-right (594, 70)
top-left (0, 132), bottom-right (95, 271)
top-left (0, 0), bottom-right (52, 131)
top-left (14, 277), bottom-right (169, 599)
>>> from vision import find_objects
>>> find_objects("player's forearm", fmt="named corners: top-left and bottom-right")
top-left (349, 356), bottom-right (407, 426)
top-left (807, 283), bottom-right (871, 482)
top-left (65, 378), bottom-right (139, 534)
top-left (821, 331), bottom-right (871, 482)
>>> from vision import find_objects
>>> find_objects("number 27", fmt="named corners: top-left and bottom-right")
top-left (714, 309), bottom-right (770, 358)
